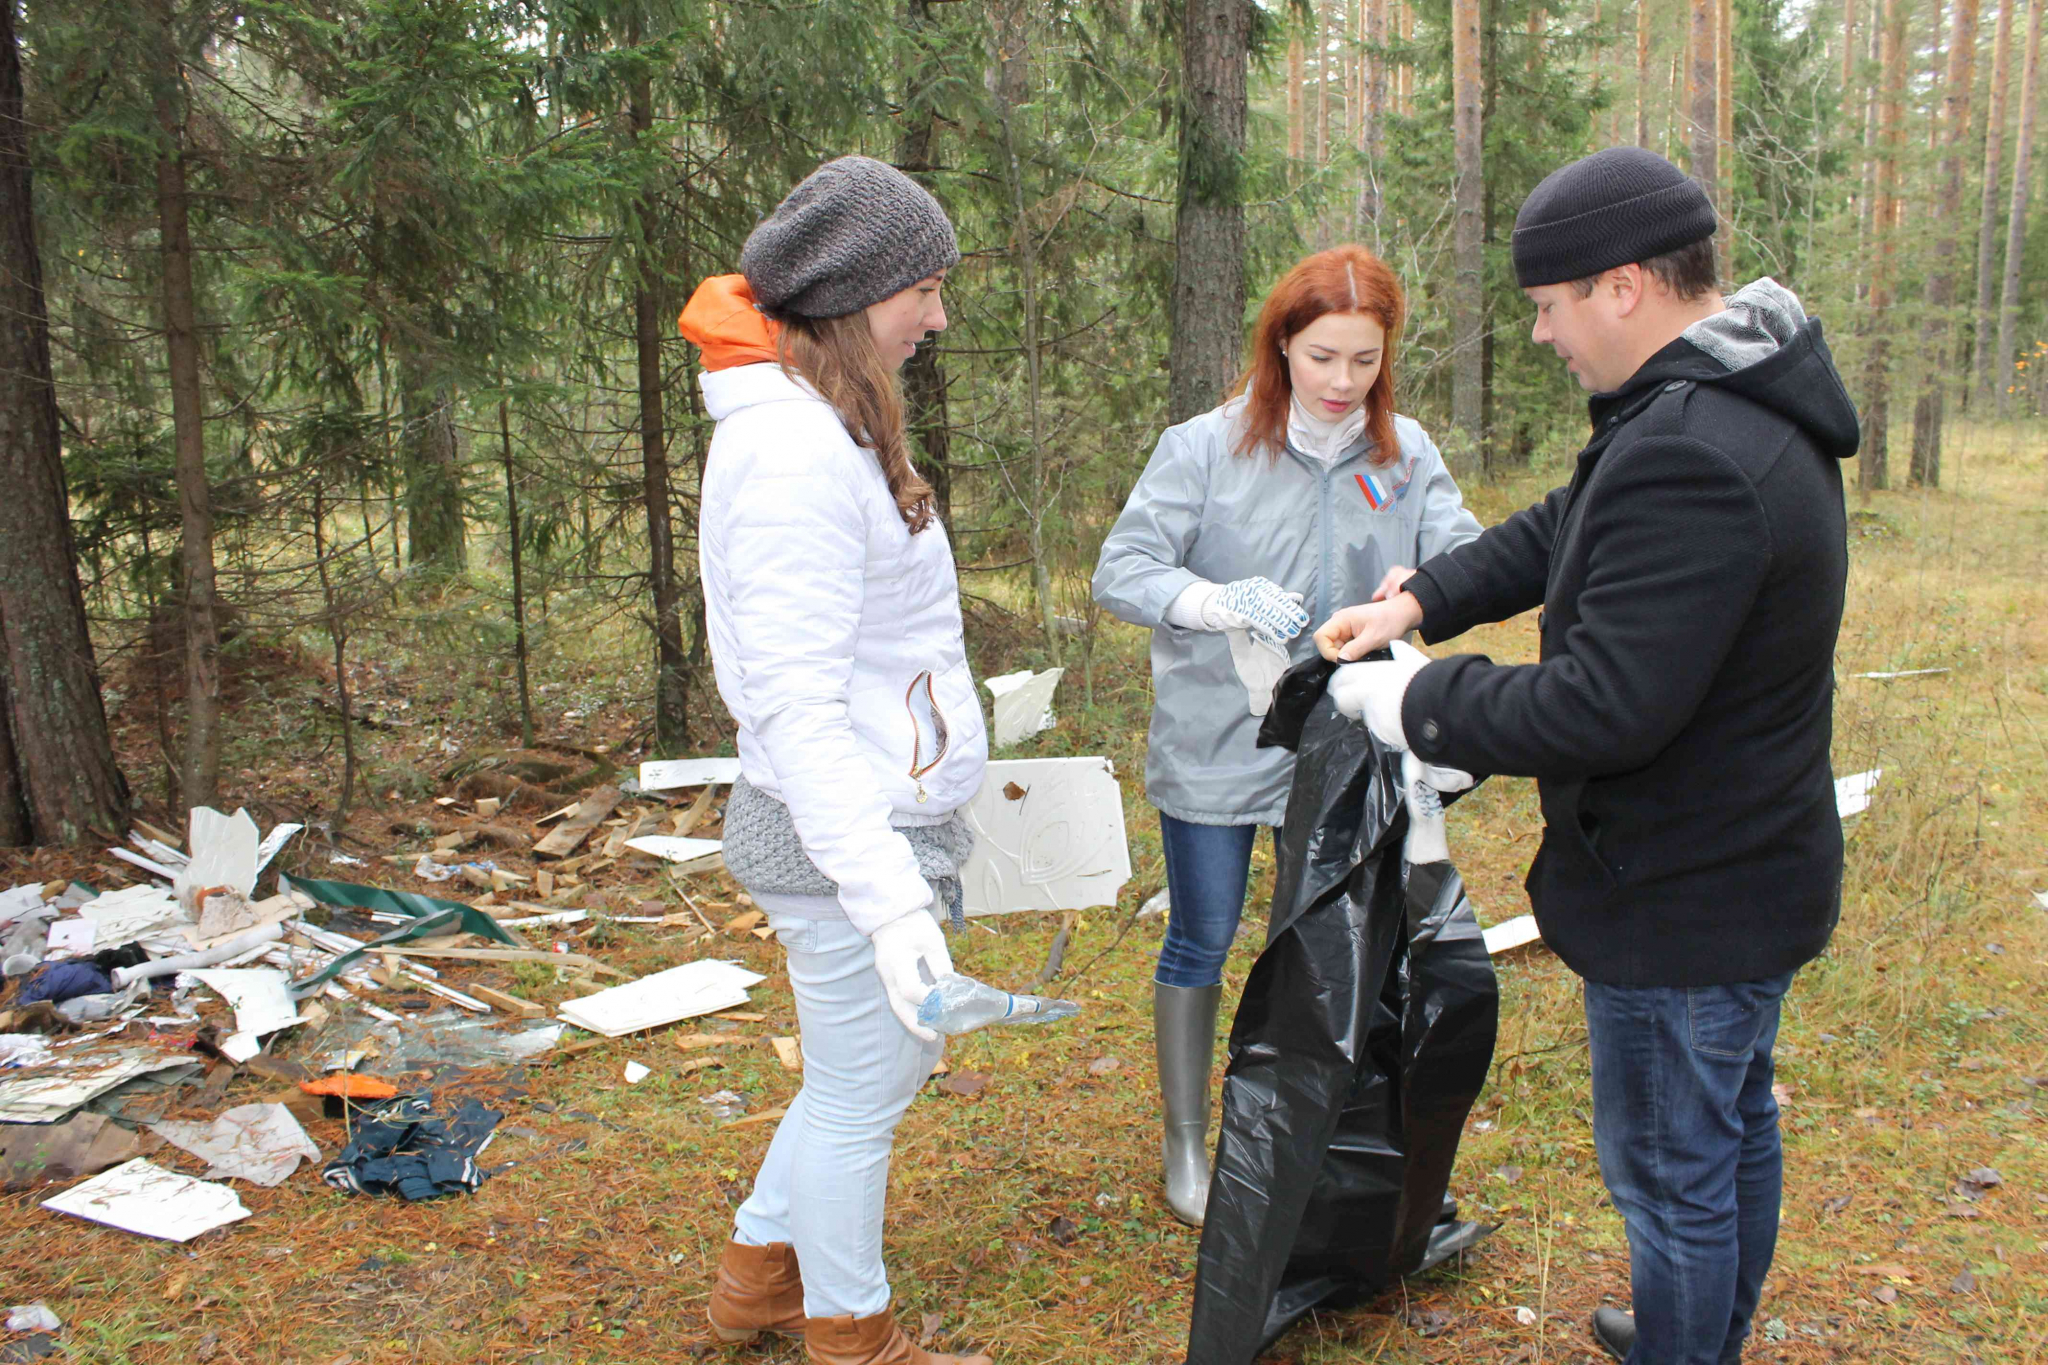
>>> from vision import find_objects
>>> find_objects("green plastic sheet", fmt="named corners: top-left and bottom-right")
top-left (279, 874), bottom-right (518, 998)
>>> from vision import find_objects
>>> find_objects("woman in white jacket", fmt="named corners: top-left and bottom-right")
top-left (678, 157), bottom-right (993, 1365)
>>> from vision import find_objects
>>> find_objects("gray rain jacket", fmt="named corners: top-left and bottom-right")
top-left (1093, 399), bottom-right (1482, 825)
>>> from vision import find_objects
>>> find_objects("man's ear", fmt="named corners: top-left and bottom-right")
top-left (1609, 263), bottom-right (1646, 318)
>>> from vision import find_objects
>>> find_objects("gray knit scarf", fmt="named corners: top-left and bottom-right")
top-left (722, 775), bottom-right (974, 930)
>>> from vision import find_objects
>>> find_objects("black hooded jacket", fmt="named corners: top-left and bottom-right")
top-left (1401, 294), bottom-right (1859, 987)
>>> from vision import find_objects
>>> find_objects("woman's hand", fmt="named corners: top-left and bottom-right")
top-left (1314, 593), bottom-right (1424, 662)
top-left (1371, 565), bottom-right (1418, 602)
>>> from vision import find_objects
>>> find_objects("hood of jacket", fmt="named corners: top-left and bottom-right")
top-left (1593, 277), bottom-right (1861, 461)
top-left (678, 274), bottom-right (782, 372)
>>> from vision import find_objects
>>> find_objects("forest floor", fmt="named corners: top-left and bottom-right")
top-left (2, 423), bottom-right (2044, 1364)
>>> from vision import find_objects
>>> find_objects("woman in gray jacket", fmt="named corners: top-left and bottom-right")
top-left (1092, 244), bottom-right (1483, 1226)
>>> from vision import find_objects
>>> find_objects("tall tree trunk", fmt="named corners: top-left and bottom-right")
top-left (400, 358), bottom-right (465, 571)
top-left (1842, 0), bottom-right (1861, 95)
top-left (1289, 35), bottom-right (1305, 159)
top-left (1359, 0), bottom-right (1388, 231)
top-left (1856, 9), bottom-right (1883, 301)
top-left (1637, 0), bottom-right (1652, 146)
top-left (1688, 0), bottom-right (1719, 270)
top-left (154, 29), bottom-right (221, 811)
top-left (629, 51), bottom-right (688, 753)
top-left (0, 0), bottom-right (126, 845)
top-left (1971, 0), bottom-right (2017, 405)
top-left (1451, 0), bottom-right (1485, 474)
top-left (1169, 0), bottom-right (1251, 425)
top-left (1318, 0), bottom-right (1332, 162)
top-left (1911, 0), bottom-right (1981, 484)
top-left (499, 399), bottom-right (533, 749)
top-left (899, 0), bottom-right (955, 526)
top-left (310, 483), bottom-right (357, 824)
top-left (1994, 0), bottom-right (2042, 415)
top-left (1862, 0), bottom-right (1908, 491)
top-left (1399, 0), bottom-right (1414, 115)
top-left (1717, 0), bottom-right (1735, 270)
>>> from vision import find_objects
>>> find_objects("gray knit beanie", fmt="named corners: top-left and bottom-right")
top-left (740, 156), bottom-right (960, 319)
top-left (1512, 147), bottom-right (1717, 287)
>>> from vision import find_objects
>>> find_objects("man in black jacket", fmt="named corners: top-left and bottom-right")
top-left (1314, 147), bottom-right (1859, 1365)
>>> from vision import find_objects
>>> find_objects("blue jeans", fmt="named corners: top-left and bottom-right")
top-left (1584, 970), bottom-right (1797, 1365)
top-left (1154, 814), bottom-right (1261, 988)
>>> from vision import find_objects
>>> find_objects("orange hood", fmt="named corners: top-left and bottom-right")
top-left (678, 275), bottom-right (782, 371)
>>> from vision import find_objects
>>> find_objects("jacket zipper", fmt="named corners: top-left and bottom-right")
top-left (905, 670), bottom-right (949, 804)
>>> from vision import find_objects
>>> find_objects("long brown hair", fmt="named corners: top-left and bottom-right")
top-left (1230, 245), bottom-right (1405, 468)
top-left (777, 312), bottom-right (936, 533)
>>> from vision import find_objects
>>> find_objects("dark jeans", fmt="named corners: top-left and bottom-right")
top-left (1584, 970), bottom-right (1797, 1365)
top-left (1153, 814), bottom-right (1261, 988)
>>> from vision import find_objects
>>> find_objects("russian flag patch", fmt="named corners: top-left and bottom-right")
top-left (1356, 471), bottom-right (1392, 510)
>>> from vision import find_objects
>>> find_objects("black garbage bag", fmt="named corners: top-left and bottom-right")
top-left (1186, 656), bottom-right (1499, 1365)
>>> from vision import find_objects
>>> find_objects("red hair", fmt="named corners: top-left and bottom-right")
top-left (1230, 245), bottom-right (1405, 467)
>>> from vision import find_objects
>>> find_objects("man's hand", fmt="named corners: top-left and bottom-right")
top-left (1370, 565), bottom-right (1418, 603)
top-left (1315, 593), bottom-right (1424, 662)
top-left (1328, 639), bottom-right (1432, 748)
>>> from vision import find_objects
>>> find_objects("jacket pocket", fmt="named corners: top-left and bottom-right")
top-left (904, 669), bottom-right (951, 803)
top-left (1539, 781), bottom-right (1619, 893)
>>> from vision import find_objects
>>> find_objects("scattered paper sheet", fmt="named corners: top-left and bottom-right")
top-left (0, 884), bottom-right (43, 927)
top-left (78, 884), bottom-right (186, 945)
top-left (1482, 914), bottom-right (1542, 955)
top-left (639, 758), bottom-right (743, 790)
top-left (253, 823), bottom-right (303, 877)
top-left (2, 1111), bottom-right (146, 1191)
top-left (558, 960), bottom-right (765, 1038)
top-left (42, 1157), bottom-right (250, 1241)
top-left (984, 668), bottom-right (1063, 748)
top-left (176, 808), bottom-right (261, 916)
top-left (622, 836), bottom-right (723, 868)
top-left (1835, 768), bottom-right (1882, 819)
top-left (186, 969), bottom-right (304, 1042)
top-left (150, 1103), bottom-right (320, 1187)
top-left (623, 1061), bottom-right (651, 1084)
top-left (958, 757), bottom-right (1131, 916)
top-left (0, 1052), bottom-right (201, 1124)
top-left (42, 918), bottom-right (95, 958)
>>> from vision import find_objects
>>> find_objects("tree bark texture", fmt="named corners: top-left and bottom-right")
top-left (1688, 0), bottom-right (1719, 266)
top-left (630, 58), bottom-right (688, 753)
top-left (1450, 0), bottom-right (1485, 469)
top-left (1911, 0), bottom-right (1980, 484)
top-left (155, 26), bottom-right (222, 812)
top-left (1289, 36), bottom-right (1305, 159)
top-left (1637, 0), bottom-right (1651, 146)
top-left (1399, 1), bottom-right (1414, 115)
top-left (1994, 0), bottom-right (2042, 415)
top-left (1318, 0), bottom-right (1332, 162)
top-left (1360, 0), bottom-right (1388, 231)
top-left (400, 358), bottom-right (466, 571)
top-left (1169, 0), bottom-right (1251, 425)
top-left (1971, 0), bottom-right (2016, 405)
top-left (1717, 0), bottom-right (1734, 271)
top-left (0, 0), bottom-right (127, 845)
top-left (1842, 0), bottom-right (1861, 96)
top-left (1861, 0), bottom-right (1908, 490)
top-left (899, 0), bottom-right (954, 526)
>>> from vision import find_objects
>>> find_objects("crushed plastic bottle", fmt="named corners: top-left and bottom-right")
top-left (916, 971), bottom-right (1080, 1036)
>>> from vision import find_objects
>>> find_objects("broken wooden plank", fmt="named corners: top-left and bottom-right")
top-left (532, 785), bottom-right (622, 860)
top-left (469, 984), bottom-right (547, 1018)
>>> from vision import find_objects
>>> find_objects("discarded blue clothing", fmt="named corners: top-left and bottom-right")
top-left (321, 1095), bottom-right (502, 1200)
top-left (17, 961), bottom-right (112, 1006)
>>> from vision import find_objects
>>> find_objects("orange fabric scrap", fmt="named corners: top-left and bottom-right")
top-left (299, 1074), bottom-right (399, 1099)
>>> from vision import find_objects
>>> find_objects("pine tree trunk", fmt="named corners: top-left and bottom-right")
top-left (154, 33), bottom-right (222, 811)
top-left (1862, 0), bottom-right (1908, 491)
top-left (1169, 0), bottom-right (1251, 424)
top-left (1637, 0), bottom-right (1652, 146)
top-left (1399, 1), bottom-right (1414, 115)
top-left (899, 0), bottom-right (954, 526)
top-left (1451, 0), bottom-right (1485, 474)
top-left (1360, 0), bottom-right (1388, 230)
top-left (1912, 0), bottom-right (1981, 484)
top-left (1717, 0), bottom-right (1735, 270)
top-left (629, 57), bottom-right (688, 754)
top-left (1971, 0), bottom-right (2016, 406)
top-left (1856, 10), bottom-right (1883, 301)
top-left (1689, 0), bottom-right (1718, 231)
top-left (1289, 36), bottom-right (1305, 159)
top-left (1842, 0), bottom-right (1860, 94)
top-left (499, 399), bottom-right (533, 750)
top-left (1994, 0), bottom-right (2042, 415)
top-left (399, 358), bottom-right (465, 571)
top-left (1318, 0), bottom-right (1332, 163)
top-left (0, 0), bottom-right (126, 845)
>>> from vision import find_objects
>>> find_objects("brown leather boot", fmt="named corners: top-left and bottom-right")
top-left (708, 1240), bottom-right (806, 1343)
top-left (803, 1303), bottom-right (993, 1365)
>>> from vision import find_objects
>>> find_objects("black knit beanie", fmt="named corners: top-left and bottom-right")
top-left (1511, 147), bottom-right (1718, 288)
top-left (740, 156), bottom-right (960, 320)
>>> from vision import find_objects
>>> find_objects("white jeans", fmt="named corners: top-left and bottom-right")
top-left (732, 910), bottom-right (943, 1318)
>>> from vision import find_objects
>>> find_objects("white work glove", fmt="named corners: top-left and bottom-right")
top-left (1402, 750), bottom-right (1477, 864)
top-left (1224, 628), bottom-right (1291, 716)
top-left (1329, 638), bottom-right (1434, 749)
top-left (1204, 577), bottom-right (1310, 651)
top-left (869, 908), bottom-right (953, 1044)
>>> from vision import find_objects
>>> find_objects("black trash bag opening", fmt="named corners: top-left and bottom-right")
top-left (1189, 658), bottom-right (1500, 1365)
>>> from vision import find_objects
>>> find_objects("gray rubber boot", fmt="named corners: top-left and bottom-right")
top-left (1154, 981), bottom-right (1223, 1228)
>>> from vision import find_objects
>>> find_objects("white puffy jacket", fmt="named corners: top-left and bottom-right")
top-left (698, 362), bottom-right (988, 936)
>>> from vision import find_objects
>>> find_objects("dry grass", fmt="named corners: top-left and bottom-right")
top-left (2, 422), bottom-right (2044, 1364)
